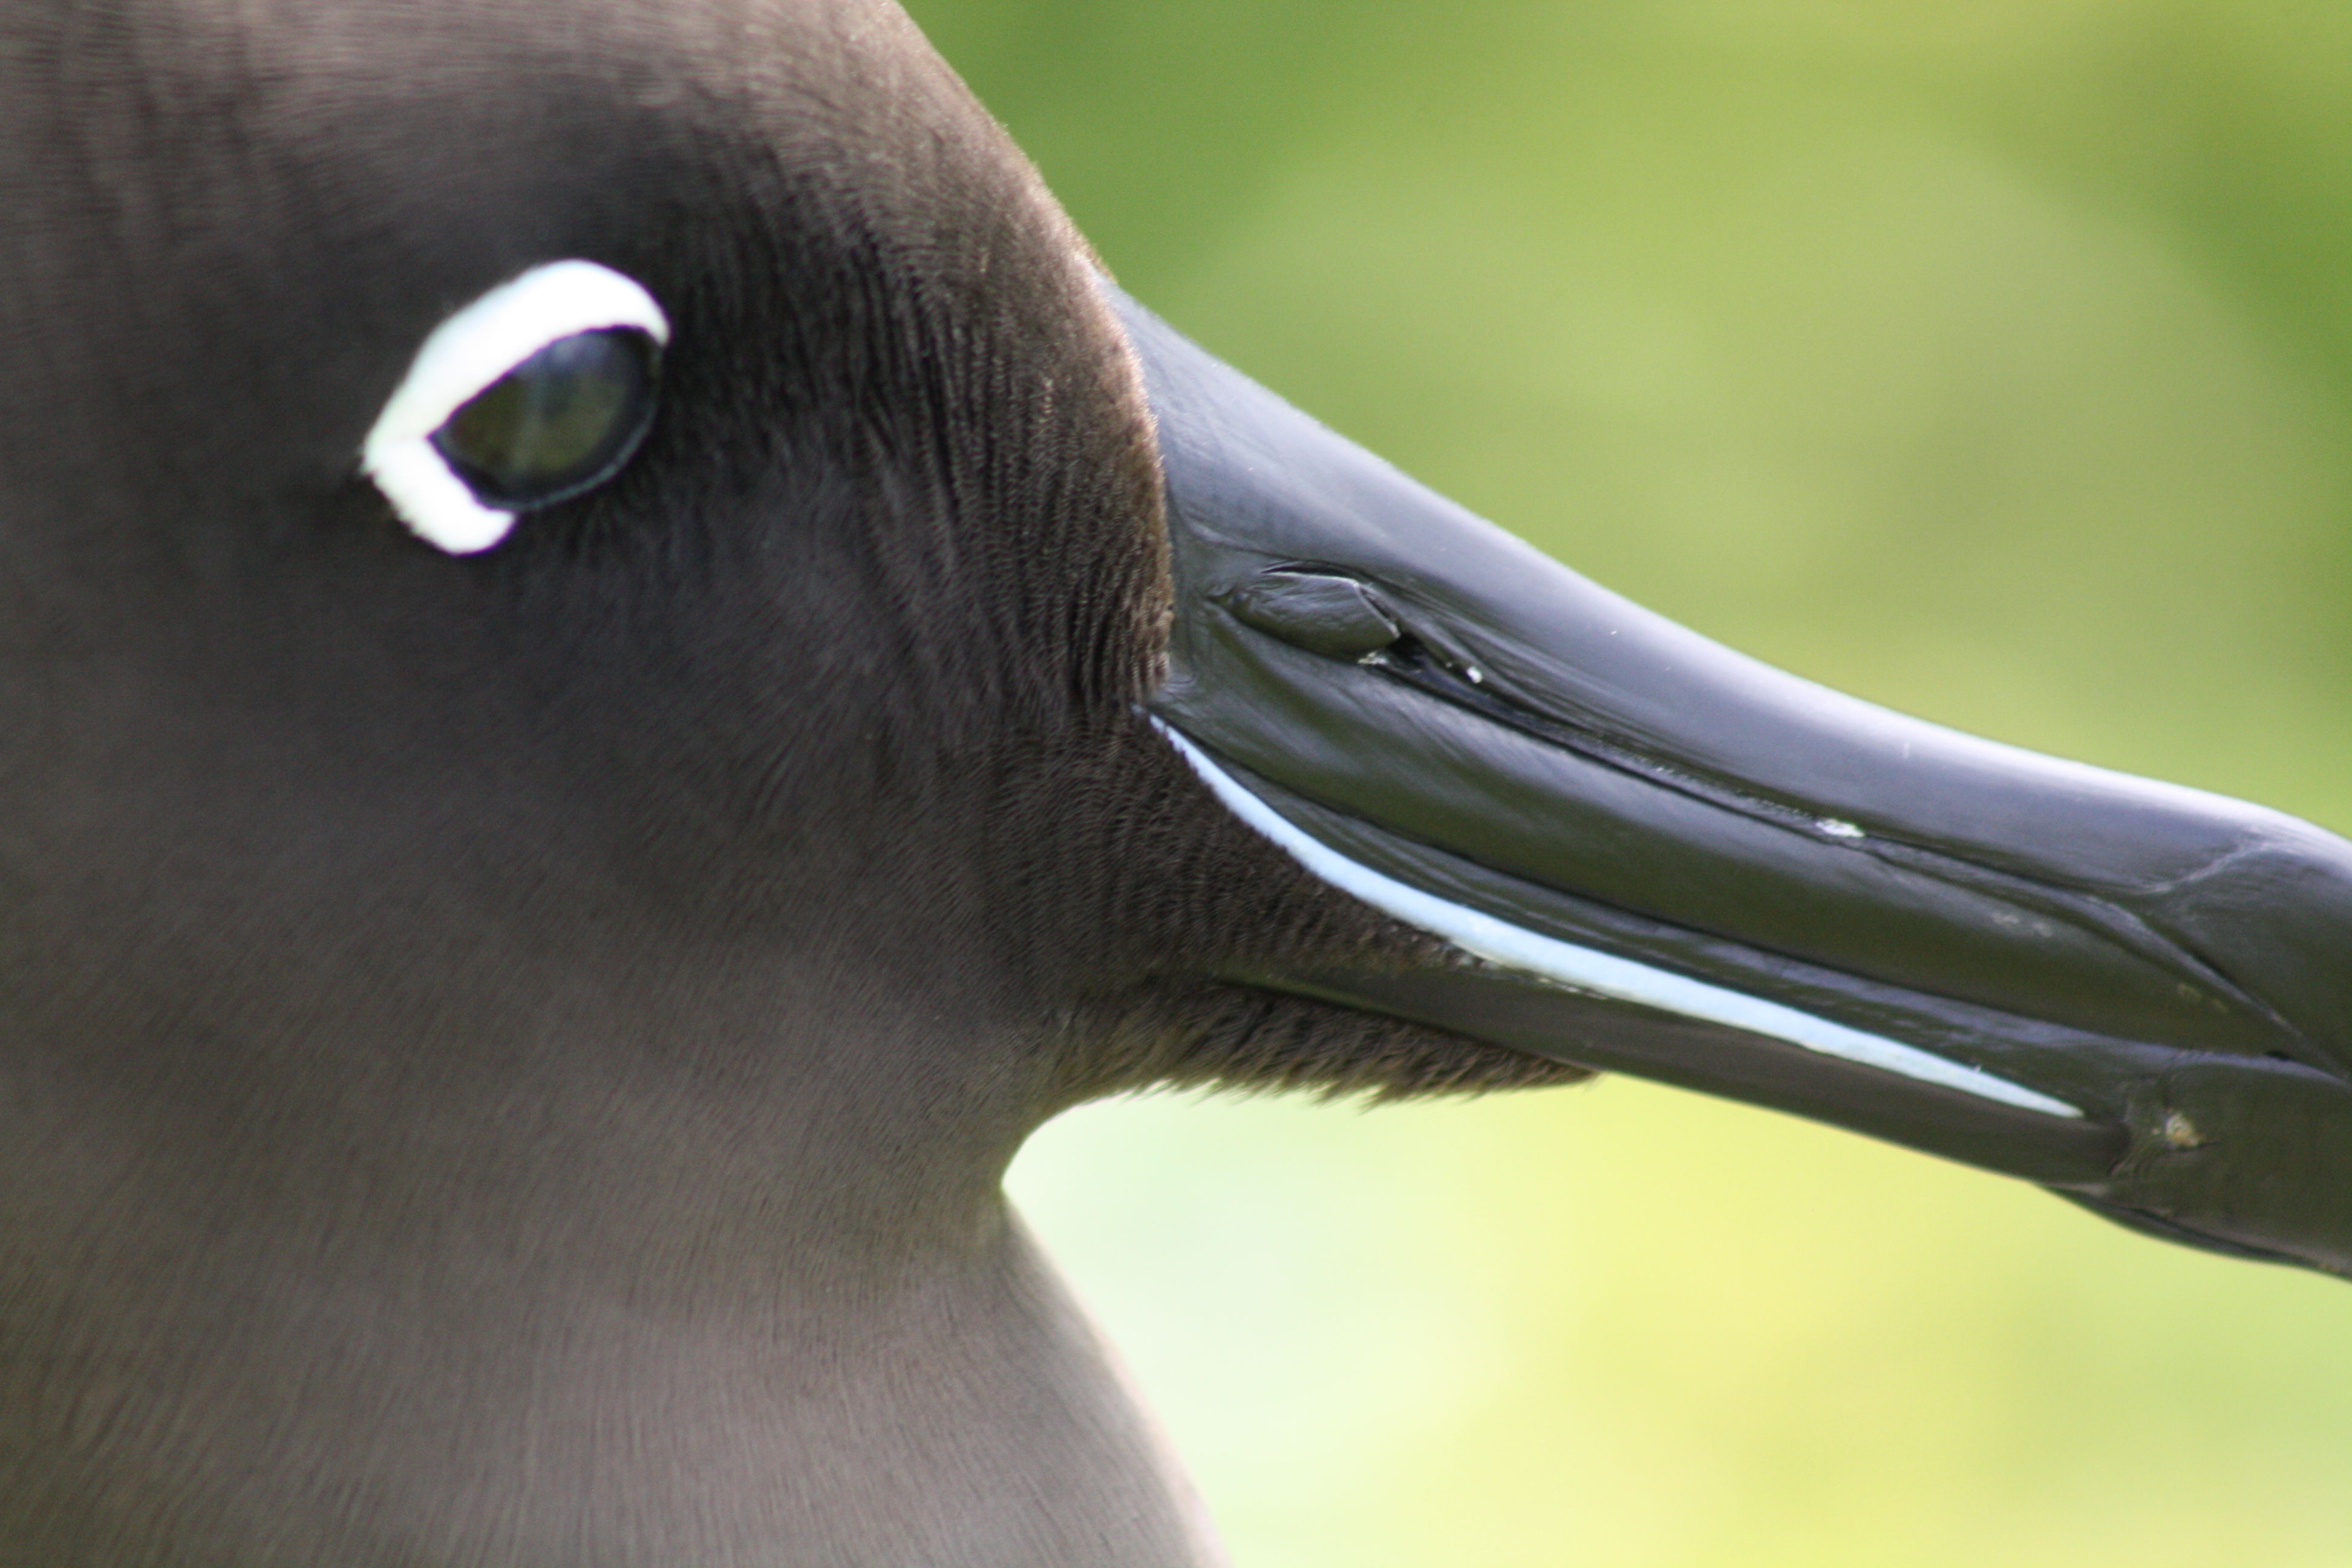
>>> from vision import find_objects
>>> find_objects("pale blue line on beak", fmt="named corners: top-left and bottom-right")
top-left (1155, 719), bottom-right (2082, 1120)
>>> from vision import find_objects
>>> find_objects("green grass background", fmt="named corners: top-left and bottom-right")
top-left (900, 2), bottom-right (2352, 1562)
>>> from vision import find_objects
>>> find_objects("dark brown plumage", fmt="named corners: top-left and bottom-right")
top-left (0, 1), bottom-right (1578, 1562)
top-left (28, 0), bottom-right (2345, 1558)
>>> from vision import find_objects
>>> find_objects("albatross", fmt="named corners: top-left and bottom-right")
top-left (3, 0), bottom-right (2350, 1562)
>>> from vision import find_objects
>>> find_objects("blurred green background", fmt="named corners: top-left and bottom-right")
top-left (900, 2), bottom-right (2352, 1563)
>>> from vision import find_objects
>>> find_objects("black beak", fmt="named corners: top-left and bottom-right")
top-left (1114, 284), bottom-right (2352, 1279)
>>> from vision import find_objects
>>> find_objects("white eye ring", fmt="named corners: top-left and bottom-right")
top-left (362, 260), bottom-right (670, 555)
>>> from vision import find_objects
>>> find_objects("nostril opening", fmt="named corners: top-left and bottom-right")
top-left (1221, 569), bottom-right (1400, 659)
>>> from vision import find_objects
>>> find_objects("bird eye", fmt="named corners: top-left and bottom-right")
top-left (362, 260), bottom-right (669, 555)
top-left (430, 328), bottom-right (659, 511)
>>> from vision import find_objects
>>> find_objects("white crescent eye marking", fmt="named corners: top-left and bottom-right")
top-left (361, 260), bottom-right (670, 555)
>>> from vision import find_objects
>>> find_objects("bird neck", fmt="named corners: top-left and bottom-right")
top-left (0, 932), bottom-right (1224, 1566)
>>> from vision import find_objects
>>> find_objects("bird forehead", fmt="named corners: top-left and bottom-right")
top-left (3, 0), bottom-right (1020, 396)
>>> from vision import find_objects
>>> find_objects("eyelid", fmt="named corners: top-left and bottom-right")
top-left (362, 260), bottom-right (670, 555)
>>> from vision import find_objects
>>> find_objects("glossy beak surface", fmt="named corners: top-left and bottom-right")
top-left (1117, 286), bottom-right (2352, 1278)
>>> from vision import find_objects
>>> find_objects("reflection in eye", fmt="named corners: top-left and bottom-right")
top-left (431, 328), bottom-right (661, 511)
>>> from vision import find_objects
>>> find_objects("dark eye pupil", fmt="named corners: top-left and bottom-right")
top-left (431, 328), bottom-right (661, 510)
